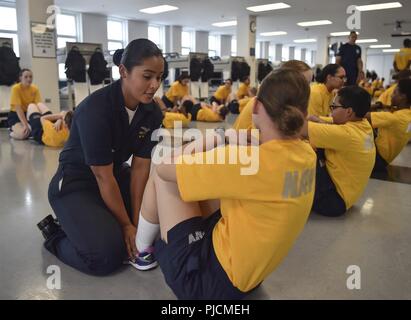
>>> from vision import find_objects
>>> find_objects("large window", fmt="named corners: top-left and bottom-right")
top-left (56, 13), bottom-right (79, 49)
top-left (231, 38), bottom-right (237, 56)
top-left (208, 35), bottom-right (220, 57)
top-left (282, 46), bottom-right (289, 61)
top-left (181, 30), bottom-right (194, 55)
top-left (148, 25), bottom-right (165, 50)
top-left (0, 5), bottom-right (19, 57)
top-left (107, 19), bottom-right (126, 53)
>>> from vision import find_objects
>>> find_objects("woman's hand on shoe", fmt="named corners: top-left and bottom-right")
top-left (122, 224), bottom-right (138, 259)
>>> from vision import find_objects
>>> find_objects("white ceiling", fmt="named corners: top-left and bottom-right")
top-left (54, 0), bottom-right (411, 51)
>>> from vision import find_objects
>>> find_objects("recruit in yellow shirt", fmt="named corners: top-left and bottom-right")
top-left (10, 83), bottom-right (42, 112)
top-left (196, 106), bottom-right (222, 122)
top-left (176, 139), bottom-right (316, 292)
top-left (308, 119), bottom-right (375, 209)
top-left (378, 84), bottom-right (397, 106)
top-left (308, 83), bottom-right (334, 117)
top-left (395, 48), bottom-right (411, 71)
top-left (239, 97), bottom-right (252, 113)
top-left (371, 109), bottom-right (411, 163)
top-left (162, 112), bottom-right (191, 129)
top-left (213, 85), bottom-right (231, 103)
top-left (232, 97), bottom-right (255, 130)
top-left (236, 83), bottom-right (250, 100)
top-left (165, 81), bottom-right (189, 104)
top-left (41, 120), bottom-right (70, 148)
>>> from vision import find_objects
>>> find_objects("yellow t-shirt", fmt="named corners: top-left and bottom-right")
top-left (232, 97), bottom-right (255, 130)
top-left (162, 112), bottom-right (191, 129)
top-left (213, 85), bottom-right (231, 103)
top-left (395, 48), bottom-right (411, 71)
top-left (378, 84), bottom-right (397, 106)
top-left (308, 119), bottom-right (375, 209)
top-left (176, 139), bottom-right (316, 292)
top-left (239, 97), bottom-right (252, 113)
top-left (236, 83), bottom-right (250, 100)
top-left (308, 83), bottom-right (334, 117)
top-left (10, 83), bottom-right (42, 112)
top-left (371, 109), bottom-right (411, 163)
top-left (165, 81), bottom-right (189, 104)
top-left (41, 120), bottom-right (69, 148)
top-left (197, 106), bottom-right (222, 122)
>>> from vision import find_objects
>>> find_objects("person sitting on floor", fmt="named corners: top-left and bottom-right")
top-left (366, 78), bottom-right (411, 174)
top-left (302, 86), bottom-right (376, 217)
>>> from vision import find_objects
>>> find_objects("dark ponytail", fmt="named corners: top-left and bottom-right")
top-left (120, 39), bottom-right (163, 71)
top-left (257, 68), bottom-right (310, 137)
top-left (316, 64), bottom-right (341, 83)
top-left (113, 49), bottom-right (124, 67)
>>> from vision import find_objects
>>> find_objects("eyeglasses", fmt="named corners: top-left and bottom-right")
top-left (330, 103), bottom-right (349, 110)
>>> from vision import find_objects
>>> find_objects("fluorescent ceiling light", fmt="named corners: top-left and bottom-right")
top-left (356, 2), bottom-right (402, 11)
top-left (294, 38), bottom-right (317, 43)
top-left (297, 20), bottom-right (332, 27)
top-left (247, 2), bottom-right (291, 12)
top-left (370, 44), bottom-right (391, 48)
top-left (260, 31), bottom-right (287, 36)
top-left (356, 39), bottom-right (378, 43)
top-left (212, 20), bottom-right (237, 27)
top-left (330, 31), bottom-right (360, 37)
top-left (383, 48), bottom-right (400, 52)
top-left (140, 5), bottom-right (179, 14)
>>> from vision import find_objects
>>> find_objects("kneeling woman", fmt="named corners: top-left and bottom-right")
top-left (37, 39), bottom-right (165, 276)
top-left (135, 69), bottom-right (316, 299)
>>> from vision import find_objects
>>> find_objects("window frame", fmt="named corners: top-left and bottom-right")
top-left (181, 29), bottom-right (194, 55)
top-left (0, 4), bottom-right (19, 56)
top-left (148, 24), bottom-right (165, 50)
top-left (56, 11), bottom-right (80, 49)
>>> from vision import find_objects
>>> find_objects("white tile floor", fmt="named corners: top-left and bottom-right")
top-left (0, 127), bottom-right (410, 300)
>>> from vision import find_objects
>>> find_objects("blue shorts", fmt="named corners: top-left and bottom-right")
top-left (154, 210), bottom-right (248, 300)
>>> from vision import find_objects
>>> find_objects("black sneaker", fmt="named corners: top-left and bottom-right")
top-left (37, 215), bottom-right (60, 240)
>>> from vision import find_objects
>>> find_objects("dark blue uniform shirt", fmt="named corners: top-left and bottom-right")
top-left (59, 80), bottom-right (163, 179)
top-left (337, 43), bottom-right (362, 85)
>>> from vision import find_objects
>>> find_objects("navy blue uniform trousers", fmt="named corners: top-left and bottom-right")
top-left (45, 163), bottom-right (132, 276)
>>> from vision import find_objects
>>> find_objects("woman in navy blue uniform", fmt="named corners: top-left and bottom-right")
top-left (37, 39), bottom-right (165, 276)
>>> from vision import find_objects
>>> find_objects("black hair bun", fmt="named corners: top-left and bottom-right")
top-left (113, 49), bottom-right (125, 66)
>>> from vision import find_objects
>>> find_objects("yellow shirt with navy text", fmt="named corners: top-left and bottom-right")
top-left (371, 109), bottom-right (411, 163)
top-left (163, 112), bottom-right (191, 129)
top-left (213, 85), bottom-right (231, 103)
top-left (41, 120), bottom-right (69, 148)
top-left (197, 106), bottom-right (222, 122)
top-left (232, 97), bottom-right (255, 130)
top-left (378, 84), bottom-right (397, 106)
top-left (165, 81), bottom-right (189, 104)
top-left (236, 83), bottom-right (250, 100)
top-left (308, 119), bottom-right (375, 209)
top-left (308, 83), bottom-right (334, 117)
top-left (395, 48), bottom-right (411, 71)
top-left (176, 139), bottom-right (316, 292)
top-left (10, 83), bottom-right (42, 112)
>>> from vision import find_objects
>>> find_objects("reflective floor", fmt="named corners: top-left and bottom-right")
top-left (0, 126), bottom-right (410, 300)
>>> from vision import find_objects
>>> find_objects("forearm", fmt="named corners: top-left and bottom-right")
top-left (16, 106), bottom-right (29, 126)
top-left (95, 175), bottom-right (132, 227)
top-left (41, 114), bottom-right (62, 123)
top-left (357, 59), bottom-right (364, 73)
top-left (130, 167), bottom-right (150, 227)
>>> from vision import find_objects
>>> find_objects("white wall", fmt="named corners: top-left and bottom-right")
top-left (128, 20), bottom-right (148, 42)
top-left (195, 31), bottom-right (208, 53)
top-left (81, 13), bottom-right (108, 50)
top-left (220, 35), bottom-right (231, 57)
top-left (366, 53), bottom-right (395, 84)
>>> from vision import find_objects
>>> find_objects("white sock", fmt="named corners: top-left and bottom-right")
top-left (136, 214), bottom-right (160, 253)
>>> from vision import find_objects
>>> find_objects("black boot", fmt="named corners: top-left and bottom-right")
top-left (37, 215), bottom-right (61, 240)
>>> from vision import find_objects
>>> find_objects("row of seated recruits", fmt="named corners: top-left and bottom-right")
top-left (234, 60), bottom-right (411, 217)
top-left (160, 73), bottom-right (257, 128)
top-left (7, 68), bottom-right (73, 147)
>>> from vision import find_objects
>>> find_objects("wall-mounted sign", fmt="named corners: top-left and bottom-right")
top-left (31, 22), bottom-right (56, 58)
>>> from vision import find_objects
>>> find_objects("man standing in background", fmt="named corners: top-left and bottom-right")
top-left (336, 31), bottom-right (364, 86)
top-left (394, 39), bottom-right (411, 72)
